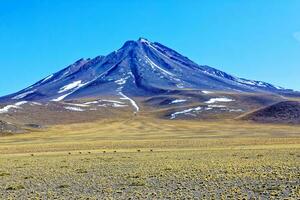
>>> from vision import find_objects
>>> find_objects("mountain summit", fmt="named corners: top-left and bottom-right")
top-left (0, 38), bottom-right (296, 103)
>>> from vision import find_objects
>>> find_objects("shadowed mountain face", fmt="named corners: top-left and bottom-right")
top-left (0, 38), bottom-right (296, 103)
top-left (239, 101), bottom-right (300, 124)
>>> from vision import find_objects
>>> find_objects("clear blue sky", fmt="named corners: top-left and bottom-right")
top-left (1, 0), bottom-right (300, 96)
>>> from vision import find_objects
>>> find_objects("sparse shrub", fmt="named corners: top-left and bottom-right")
top-left (0, 172), bottom-right (10, 176)
top-left (57, 184), bottom-right (69, 189)
top-left (24, 175), bottom-right (34, 180)
top-left (75, 169), bottom-right (88, 174)
top-left (127, 174), bottom-right (140, 179)
top-left (129, 180), bottom-right (146, 187)
top-left (6, 184), bottom-right (25, 190)
top-left (137, 150), bottom-right (141, 152)
top-left (164, 167), bottom-right (172, 171)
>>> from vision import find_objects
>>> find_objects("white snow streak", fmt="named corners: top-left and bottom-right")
top-left (15, 101), bottom-right (28, 106)
top-left (119, 92), bottom-right (139, 112)
top-left (12, 90), bottom-right (36, 100)
top-left (41, 74), bottom-right (54, 83)
top-left (170, 107), bottom-right (202, 119)
top-left (51, 92), bottom-right (73, 102)
top-left (102, 100), bottom-right (125, 104)
top-left (208, 105), bottom-right (227, 108)
top-left (64, 103), bottom-right (90, 107)
top-left (112, 103), bottom-right (128, 108)
top-left (144, 55), bottom-right (174, 76)
top-left (170, 99), bottom-right (187, 104)
top-left (83, 101), bottom-right (99, 105)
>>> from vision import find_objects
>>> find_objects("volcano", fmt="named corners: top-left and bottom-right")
top-left (0, 38), bottom-right (296, 104)
top-left (0, 38), bottom-right (298, 124)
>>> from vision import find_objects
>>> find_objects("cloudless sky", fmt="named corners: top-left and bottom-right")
top-left (0, 0), bottom-right (300, 96)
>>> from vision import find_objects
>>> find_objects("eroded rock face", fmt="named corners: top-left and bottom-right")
top-left (0, 120), bottom-right (21, 134)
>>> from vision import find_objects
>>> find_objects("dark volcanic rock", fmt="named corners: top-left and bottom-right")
top-left (239, 101), bottom-right (300, 124)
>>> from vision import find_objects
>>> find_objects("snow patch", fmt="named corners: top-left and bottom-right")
top-left (115, 78), bottom-right (127, 85)
top-left (202, 90), bottom-right (213, 94)
top-left (229, 109), bottom-right (243, 112)
top-left (83, 99), bottom-right (128, 108)
top-left (205, 98), bottom-right (234, 104)
top-left (112, 103), bottom-right (128, 108)
top-left (64, 103), bottom-right (90, 107)
top-left (0, 101), bottom-right (28, 114)
top-left (51, 92), bottom-right (73, 102)
top-left (64, 106), bottom-right (84, 112)
top-left (12, 90), bottom-right (36, 100)
top-left (83, 101), bottom-right (99, 105)
top-left (97, 104), bottom-right (107, 107)
top-left (208, 105), bottom-right (227, 108)
top-left (102, 100), bottom-right (125, 104)
top-left (0, 105), bottom-right (19, 114)
top-left (30, 102), bottom-right (42, 106)
top-left (274, 85), bottom-right (284, 90)
top-left (140, 38), bottom-right (150, 44)
top-left (15, 101), bottom-right (28, 106)
top-left (176, 83), bottom-right (184, 88)
top-left (170, 99), bottom-right (187, 104)
top-left (170, 106), bottom-right (202, 119)
top-left (236, 78), bottom-right (256, 86)
top-left (58, 81), bottom-right (84, 93)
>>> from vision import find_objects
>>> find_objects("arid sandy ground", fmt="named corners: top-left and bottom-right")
top-left (0, 119), bottom-right (299, 199)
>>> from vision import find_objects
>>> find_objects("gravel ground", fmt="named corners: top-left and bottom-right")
top-left (0, 148), bottom-right (299, 199)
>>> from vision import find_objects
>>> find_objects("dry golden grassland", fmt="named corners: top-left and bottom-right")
top-left (0, 118), bottom-right (299, 199)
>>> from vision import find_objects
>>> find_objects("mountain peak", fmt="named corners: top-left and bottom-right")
top-left (0, 38), bottom-right (295, 103)
top-left (137, 37), bottom-right (151, 43)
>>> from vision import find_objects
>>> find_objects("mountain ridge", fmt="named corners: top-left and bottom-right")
top-left (0, 38), bottom-right (298, 104)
